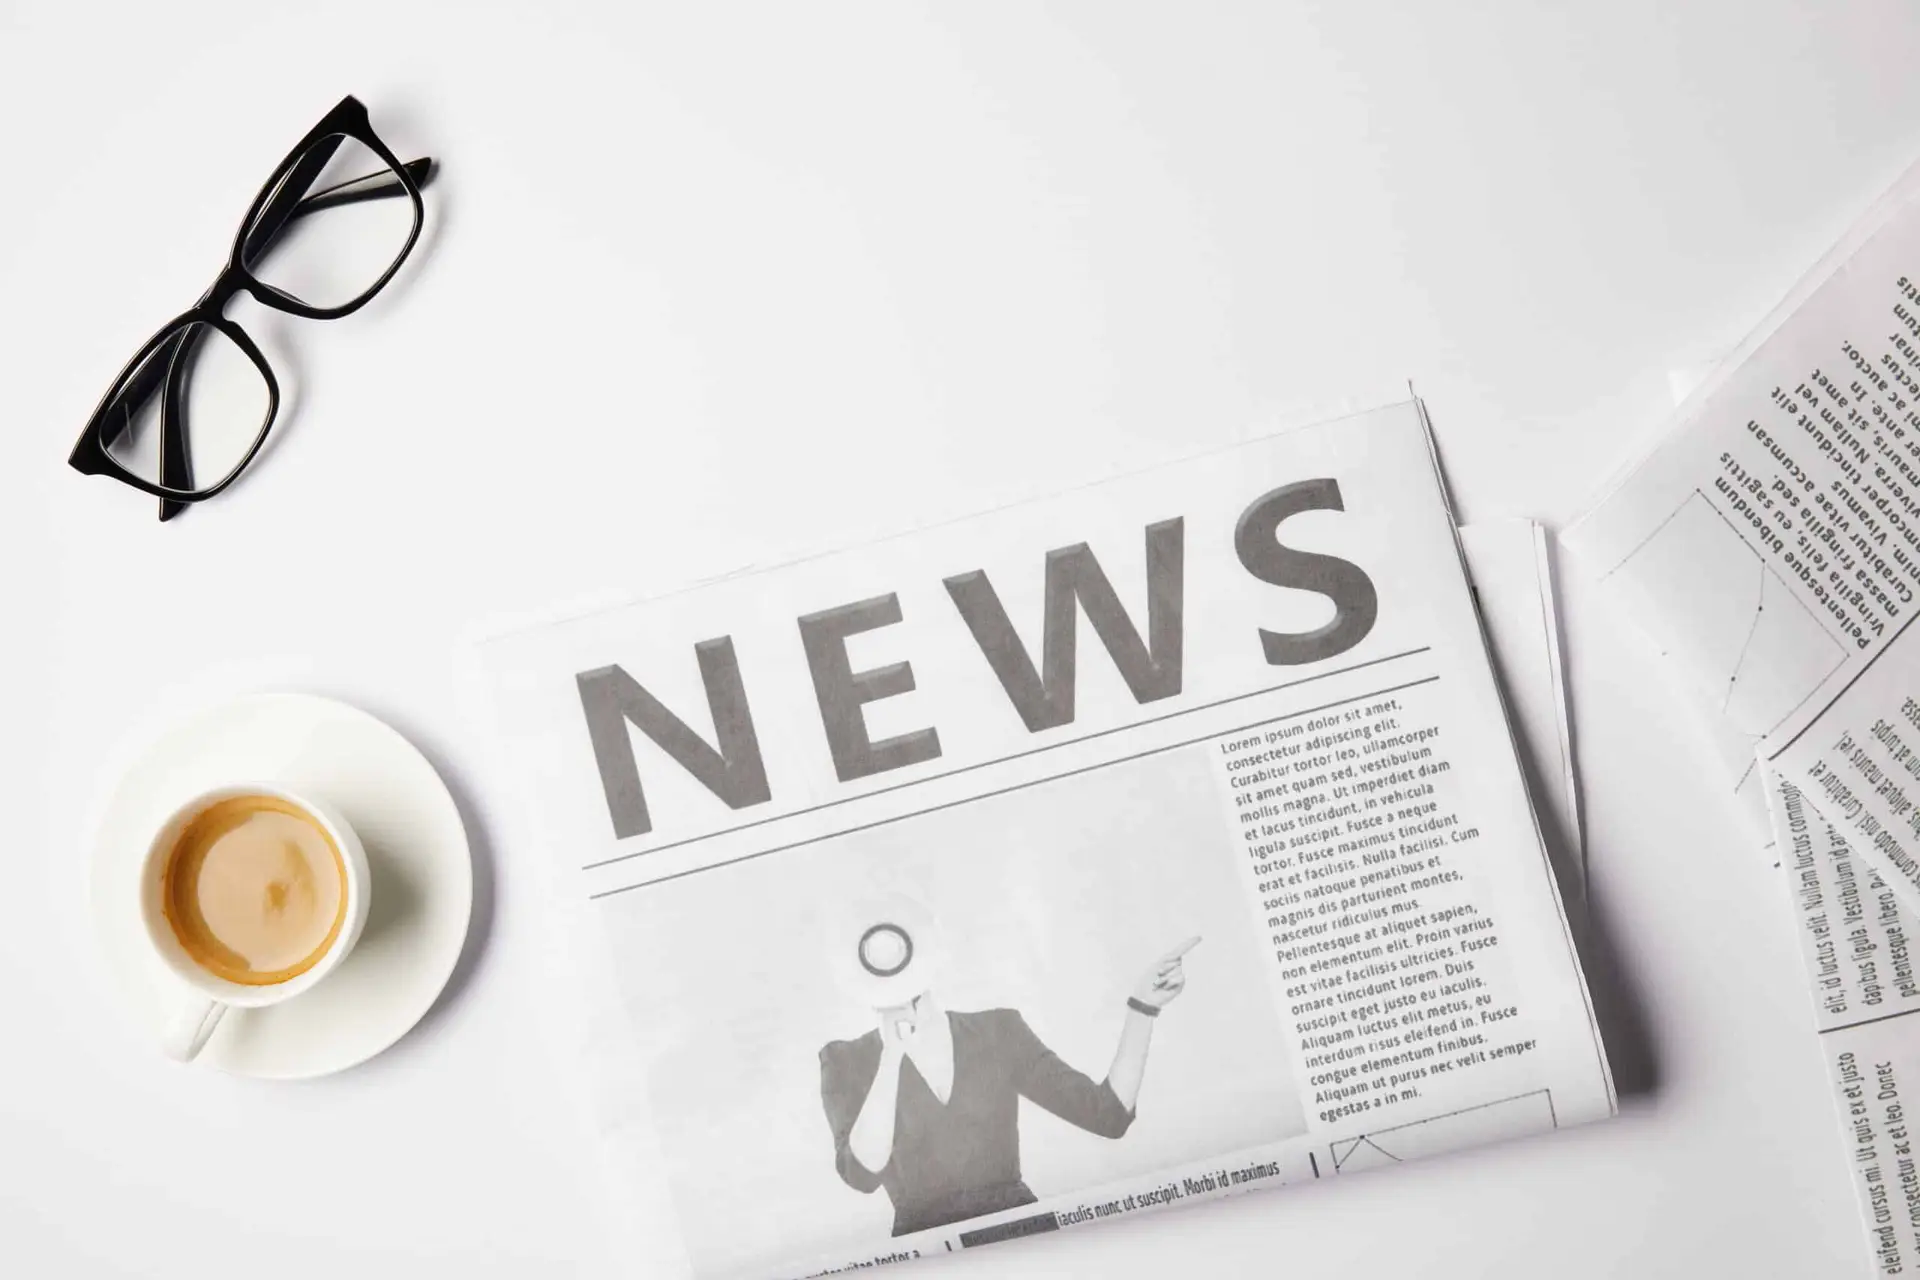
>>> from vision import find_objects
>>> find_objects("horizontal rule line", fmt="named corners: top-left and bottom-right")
top-left (589, 672), bottom-right (1441, 901)
top-left (580, 645), bottom-right (1432, 872)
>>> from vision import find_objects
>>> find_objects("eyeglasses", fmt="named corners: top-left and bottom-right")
top-left (67, 95), bottom-right (435, 521)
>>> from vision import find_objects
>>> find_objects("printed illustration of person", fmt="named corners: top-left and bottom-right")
top-left (818, 896), bottom-right (1197, 1236)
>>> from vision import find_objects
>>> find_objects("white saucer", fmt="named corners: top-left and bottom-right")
top-left (88, 693), bottom-right (474, 1079)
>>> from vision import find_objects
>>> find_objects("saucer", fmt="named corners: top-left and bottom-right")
top-left (88, 693), bottom-right (474, 1079)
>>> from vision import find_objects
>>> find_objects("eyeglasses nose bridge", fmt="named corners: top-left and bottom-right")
top-left (196, 268), bottom-right (251, 315)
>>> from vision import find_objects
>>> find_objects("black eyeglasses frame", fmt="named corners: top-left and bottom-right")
top-left (67, 94), bottom-right (432, 519)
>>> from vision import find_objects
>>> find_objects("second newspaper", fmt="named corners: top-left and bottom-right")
top-left (470, 401), bottom-right (1615, 1279)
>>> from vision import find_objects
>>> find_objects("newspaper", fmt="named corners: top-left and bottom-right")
top-left (1565, 161), bottom-right (1920, 909)
top-left (469, 402), bottom-right (1614, 1279)
top-left (1764, 767), bottom-right (1920, 1276)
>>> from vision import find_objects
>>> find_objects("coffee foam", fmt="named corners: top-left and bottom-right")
top-left (161, 795), bottom-right (347, 985)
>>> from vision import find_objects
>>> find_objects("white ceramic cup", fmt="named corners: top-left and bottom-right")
top-left (138, 784), bottom-right (372, 1062)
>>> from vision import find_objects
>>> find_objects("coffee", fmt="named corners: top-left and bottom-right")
top-left (160, 794), bottom-right (348, 986)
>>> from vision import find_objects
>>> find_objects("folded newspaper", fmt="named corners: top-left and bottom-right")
top-left (1566, 159), bottom-right (1920, 912)
top-left (1565, 162), bottom-right (1920, 1278)
top-left (469, 402), bottom-right (1614, 1278)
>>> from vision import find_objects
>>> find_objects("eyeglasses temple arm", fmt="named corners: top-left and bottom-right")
top-left (238, 156), bottom-right (435, 271)
top-left (290, 156), bottom-right (434, 218)
top-left (155, 327), bottom-right (202, 520)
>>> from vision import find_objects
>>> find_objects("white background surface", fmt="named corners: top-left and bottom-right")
top-left (3, 2), bottom-right (1918, 1276)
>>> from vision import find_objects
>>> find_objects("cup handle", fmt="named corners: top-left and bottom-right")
top-left (161, 998), bottom-right (228, 1062)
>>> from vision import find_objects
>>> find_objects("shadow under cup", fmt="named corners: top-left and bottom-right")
top-left (140, 785), bottom-right (371, 1011)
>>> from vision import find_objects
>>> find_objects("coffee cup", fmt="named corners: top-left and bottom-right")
top-left (138, 783), bottom-right (371, 1061)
